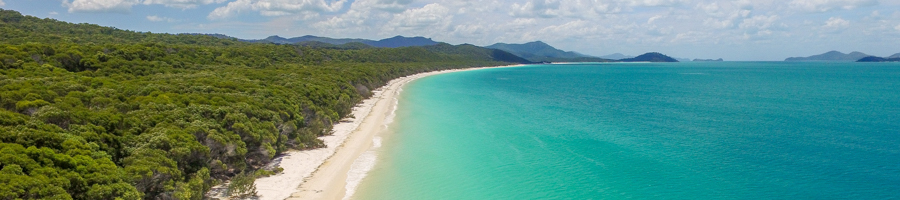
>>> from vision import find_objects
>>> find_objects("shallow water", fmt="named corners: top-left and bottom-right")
top-left (354, 62), bottom-right (900, 199)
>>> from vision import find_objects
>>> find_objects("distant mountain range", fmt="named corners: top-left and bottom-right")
top-left (243, 35), bottom-right (438, 48)
top-left (693, 58), bottom-right (724, 62)
top-left (189, 33), bottom-right (682, 63)
top-left (889, 53), bottom-right (900, 59)
top-left (619, 52), bottom-right (678, 62)
top-left (785, 51), bottom-right (871, 61)
top-left (484, 41), bottom-right (610, 62)
top-left (857, 56), bottom-right (900, 62)
top-left (598, 53), bottom-right (633, 60)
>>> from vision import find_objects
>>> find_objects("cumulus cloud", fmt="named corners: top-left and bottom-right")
top-left (383, 3), bottom-right (451, 32)
top-left (0, 0), bottom-right (5, 7)
top-left (823, 17), bottom-right (850, 29)
top-left (894, 24), bottom-right (900, 31)
top-left (509, 0), bottom-right (642, 19)
top-left (509, 0), bottom-right (561, 18)
top-left (143, 0), bottom-right (227, 9)
top-left (739, 15), bottom-right (778, 31)
top-left (698, 1), bottom-right (752, 29)
top-left (627, 0), bottom-right (684, 7)
top-left (313, 0), bottom-right (389, 31)
top-left (368, 0), bottom-right (414, 13)
top-left (790, 0), bottom-right (878, 12)
top-left (535, 20), bottom-right (602, 38)
top-left (63, 0), bottom-right (140, 13)
top-left (208, 0), bottom-right (347, 20)
top-left (147, 15), bottom-right (177, 22)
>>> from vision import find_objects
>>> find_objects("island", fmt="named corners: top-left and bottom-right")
top-left (693, 58), bottom-right (724, 62)
top-left (785, 51), bottom-right (871, 61)
top-left (857, 56), bottom-right (900, 62)
top-left (619, 52), bottom-right (679, 62)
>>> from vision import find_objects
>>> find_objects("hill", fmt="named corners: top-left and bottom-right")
top-left (247, 35), bottom-right (438, 48)
top-left (888, 53), bottom-right (900, 59)
top-left (0, 8), bottom-right (526, 200)
top-left (485, 41), bottom-right (611, 62)
top-left (599, 53), bottom-right (633, 60)
top-left (693, 58), bottom-right (724, 61)
top-left (245, 35), bottom-right (369, 45)
top-left (619, 52), bottom-right (679, 62)
top-left (785, 51), bottom-right (871, 61)
top-left (366, 36), bottom-right (438, 48)
top-left (857, 56), bottom-right (900, 62)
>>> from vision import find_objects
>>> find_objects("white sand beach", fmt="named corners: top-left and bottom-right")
top-left (244, 64), bottom-right (523, 200)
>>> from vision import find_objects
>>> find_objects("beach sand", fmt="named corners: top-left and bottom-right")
top-left (245, 64), bottom-right (523, 200)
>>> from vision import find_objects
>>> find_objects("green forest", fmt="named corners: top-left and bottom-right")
top-left (0, 9), bottom-right (527, 199)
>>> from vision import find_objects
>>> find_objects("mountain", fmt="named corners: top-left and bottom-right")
top-left (888, 53), bottom-right (900, 59)
top-left (857, 56), bottom-right (900, 62)
top-left (785, 51), bottom-right (871, 61)
top-left (247, 35), bottom-right (437, 48)
top-left (293, 41), bottom-right (374, 49)
top-left (599, 53), bottom-right (633, 60)
top-left (246, 35), bottom-right (369, 45)
top-left (367, 36), bottom-right (438, 48)
top-left (675, 57), bottom-right (693, 62)
top-left (485, 41), bottom-right (610, 62)
top-left (423, 43), bottom-right (532, 63)
top-left (180, 33), bottom-right (237, 40)
top-left (619, 52), bottom-right (679, 62)
top-left (693, 58), bottom-right (724, 61)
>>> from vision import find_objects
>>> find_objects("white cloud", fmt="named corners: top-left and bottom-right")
top-left (383, 3), bottom-right (451, 32)
top-left (790, 0), bottom-right (878, 12)
top-left (63, 0), bottom-right (140, 13)
top-left (509, 0), bottom-right (636, 19)
top-left (147, 15), bottom-right (177, 22)
top-left (208, 0), bottom-right (250, 19)
top-left (737, 14), bottom-right (780, 37)
top-left (312, 0), bottom-right (390, 31)
top-left (627, 0), bottom-right (684, 7)
top-left (535, 20), bottom-right (603, 39)
top-left (823, 17), bottom-right (850, 29)
top-left (208, 0), bottom-right (347, 20)
top-left (0, 0), bottom-right (5, 7)
top-left (143, 0), bottom-right (227, 9)
top-left (698, 1), bottom-right (753, 29)
top-left (368, 0), bottom-right (414, 13)
top-left (894, 24), bottom-right (900, 31)
top-left (509, 0), bottom-right (562, 18)
top-left (647, 15), bottom-right (663, 24)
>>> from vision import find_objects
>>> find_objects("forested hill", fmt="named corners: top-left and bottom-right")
top-left (245, 35), bottom-right (439, 48)
top-left (485, 41), bottom-right (611, 62)
top-left (0, 9), bottom-right (526, 200)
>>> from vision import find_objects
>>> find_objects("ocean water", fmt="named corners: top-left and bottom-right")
top-left (353, 62), bottom-right (900, 199)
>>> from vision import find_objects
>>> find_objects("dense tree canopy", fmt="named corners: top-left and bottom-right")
top-left (0, 9), bottom-right (525, 199)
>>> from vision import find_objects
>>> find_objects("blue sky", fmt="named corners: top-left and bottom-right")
top-left (2, 0), bottom-right (899, 61)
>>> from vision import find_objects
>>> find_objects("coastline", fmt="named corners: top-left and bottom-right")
top-left (247, 64), bottom-right (524, 200)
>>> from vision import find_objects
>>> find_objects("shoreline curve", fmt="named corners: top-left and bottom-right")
top-left (247, 64), bottom-right (524, 200)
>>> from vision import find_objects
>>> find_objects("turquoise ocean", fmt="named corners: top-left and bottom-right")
top-left (353, 62), bottom-right (900, 199)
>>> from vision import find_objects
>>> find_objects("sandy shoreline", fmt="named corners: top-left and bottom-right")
top-left (245, 64), bottom-right (524, 200)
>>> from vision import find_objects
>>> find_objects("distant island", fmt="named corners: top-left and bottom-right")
top-left (619, 52), bottom-right (679, 62)
top-left (693, 58), bottom-right (724, 62)
top-left (484, 41), bottom-right (611, 63)
top-left (785, 51), bottom-right (871, 61)
top-left (857, 56), bottom-right (900, 62)
top-left (599, 53), bottom-right (633, 60)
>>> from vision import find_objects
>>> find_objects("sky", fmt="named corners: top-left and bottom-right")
top-left (2, 0), bottom-right (900, 61)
